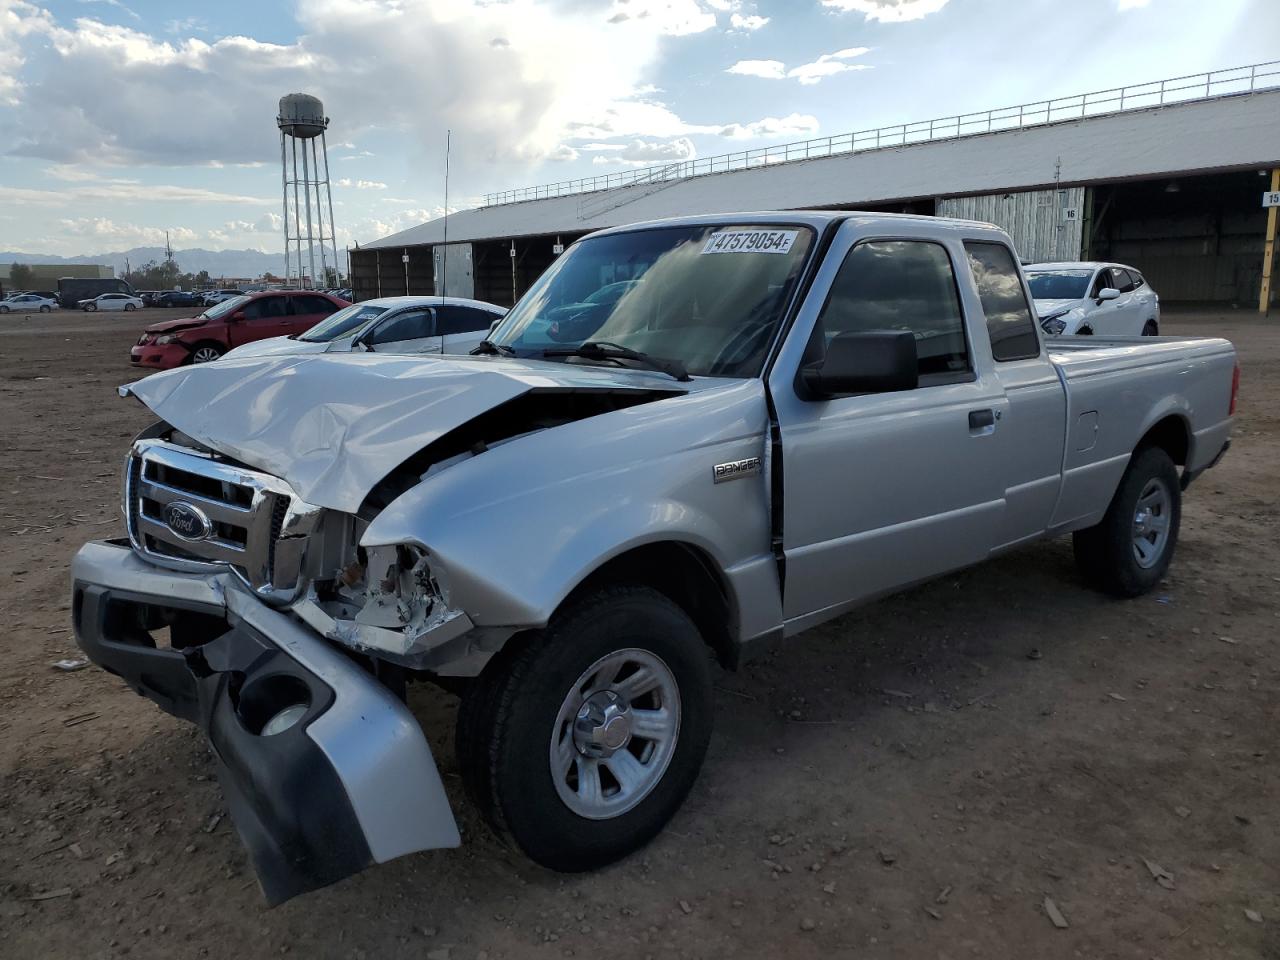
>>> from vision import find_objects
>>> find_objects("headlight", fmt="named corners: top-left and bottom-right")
top-left (1040, 313), bottom-right (1067, 336)
top-left (155, 334), bottom-right (180, 345)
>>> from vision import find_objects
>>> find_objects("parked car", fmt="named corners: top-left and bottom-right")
top-left (139, 291), bottom-right (161, 307)
top-left (80, 292), bottom-right (143, 312)
top-left (58, 277), bottom-right (136, 309)
top-left (130, 290), bottom-right (349, 369)
top-left (74, 212), bottom-right (1235, 904)
top-left (0, 292), bottom-right (60, 313)
top-left (200, 289), bottom-right (245, 307)
top-left (1025, 261), bottom-right (1160, 336)
top-left (222, 296), bottom-right (505, 360)
top-left (154, 290), bottom-right (202, 309)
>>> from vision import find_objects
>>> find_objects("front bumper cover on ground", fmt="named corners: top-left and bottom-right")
top-left (70, 539), bottom-right (460, 905)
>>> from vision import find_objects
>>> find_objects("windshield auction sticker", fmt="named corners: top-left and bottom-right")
top-left (700, 229), bottom-right (799, 255)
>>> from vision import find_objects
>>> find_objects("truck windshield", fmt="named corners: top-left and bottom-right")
top-left (298, 303), bottom-right (389, 342)
top-left (490, 224), bottom-right (815, 378)
top-left (1027, 270), bottom-right (1092, 300)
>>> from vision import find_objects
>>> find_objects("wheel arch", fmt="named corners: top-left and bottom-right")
top-left (561, 540), bottom-right (737, 669)
top-left (1137, 413), bottom-right (1190, 466)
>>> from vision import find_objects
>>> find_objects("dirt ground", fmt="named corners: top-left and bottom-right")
top-left (0, 305), bottom-right (1276, 960)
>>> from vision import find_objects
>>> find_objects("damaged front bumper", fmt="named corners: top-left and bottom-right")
top-left (70, 539), bottom-right (460, 905)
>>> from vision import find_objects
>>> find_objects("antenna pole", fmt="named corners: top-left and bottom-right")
top-left (441, 129), bottom-right (451, 301)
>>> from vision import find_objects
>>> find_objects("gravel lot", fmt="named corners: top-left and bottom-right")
top-left (1, 306), bottom-right (1277, 960)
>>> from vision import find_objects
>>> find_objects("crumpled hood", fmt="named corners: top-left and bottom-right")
top-left (144, 316), bottom-right (208, 335)
top-left (122, 352), bottom-right (689, 512)
top-left (1033, 298), bottom-right (1081, 317)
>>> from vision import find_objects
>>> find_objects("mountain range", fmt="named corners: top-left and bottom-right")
top-left (0, 246), bottom-right (288, 279)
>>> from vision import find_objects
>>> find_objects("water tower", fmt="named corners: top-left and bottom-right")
top-left (277, 94), bottom-right (339, 289)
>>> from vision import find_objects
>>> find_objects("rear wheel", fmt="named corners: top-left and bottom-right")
top-left (457, 585), bottom-right (712, 871)
top-left (189, 342), bottom-right (224, 364)
top-left (0, 305), bottom-right (9, 314)
top-left (1073, 446), bottom-right (1180, 596)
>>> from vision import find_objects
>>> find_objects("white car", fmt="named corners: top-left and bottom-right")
top-left (201, 289), bottom-right (245, 307)
top-left (80, 293), bottom-right (144, 312)
top-left (1025, 261), bottom-right (1160, 337)
top-left (0, 293), bottom-right (59, 313)
top-left (221, 296), bottom-right (506, 360)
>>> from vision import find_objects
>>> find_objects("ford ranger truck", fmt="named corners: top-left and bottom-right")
top-left (71, 213), bottom-right (1236, 903)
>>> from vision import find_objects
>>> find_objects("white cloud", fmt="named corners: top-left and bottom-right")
top-left (335, 178), bottom-right (388, 190)
top-left (726, 46), bottom-right (870, 85)
top-left (0, 182), bottom-right (272, 206)
top-left (820, 0), bottom-right (949, 22)
top-left (729, 13), bottom-right (769, 30)
top-left (590, 137), bottom-right (696, 167)
top-left (548, 144), bottom-right (580, 162)
top-left (604, 0), bottom-right (719, 36)
top-left (77, 0), bottom-right (139, 22)
top-left (56, 217), bottom-right (197, 246)
top-left (1116, 0), bottom-right (1150, 8)
top-left (718, 113), bottom-right (820, 140)
top-left (726, 59), bottom-right (786, 79)
top-left (0, 0), bottom-right (56, 105)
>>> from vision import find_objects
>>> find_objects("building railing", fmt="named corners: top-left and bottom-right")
top-left (483, 60), bottom-right (1280, 208)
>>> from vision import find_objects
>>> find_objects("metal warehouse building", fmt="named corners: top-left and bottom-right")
top-left (352, 61), bottom-right (1280, 309)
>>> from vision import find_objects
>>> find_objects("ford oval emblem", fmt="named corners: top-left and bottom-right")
top-left (162, 501), bottom-right (212, 541)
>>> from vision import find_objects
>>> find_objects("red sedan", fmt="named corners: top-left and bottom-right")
top-left (131, 291), bottom-right (349, 370)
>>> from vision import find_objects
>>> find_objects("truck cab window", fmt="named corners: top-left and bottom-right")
top-left (964, 241), bottom-right (1040, 362)
top-left (817, 239), bottom-right (970, 378)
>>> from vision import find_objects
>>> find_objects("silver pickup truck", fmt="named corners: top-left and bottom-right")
top-left (72, 212), bottom-right (1236, 903)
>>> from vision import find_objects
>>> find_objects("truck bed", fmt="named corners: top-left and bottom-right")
top-left (1045, 334), bottom-right (1235, 534)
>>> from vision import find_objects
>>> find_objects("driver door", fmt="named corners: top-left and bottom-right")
top-left (234, 296), bottom-right (291, 346)
top-left (768, 227), bottom-right (1006, 626)
top-left (363, 308), bottom-right (440, 353)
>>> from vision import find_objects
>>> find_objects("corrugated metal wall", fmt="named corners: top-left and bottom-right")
top-left (938, 188), bottom-right (1085, 262)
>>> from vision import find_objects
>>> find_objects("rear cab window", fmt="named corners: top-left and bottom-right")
top-left (963, 241), bottom-right (1040, 362)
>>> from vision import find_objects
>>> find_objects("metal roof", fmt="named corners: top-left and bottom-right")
top-left (362, 82), bottom-right (1280, 252)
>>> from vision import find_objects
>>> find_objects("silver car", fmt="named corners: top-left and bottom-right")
top-left (221, 295), bottom-right (505, 361)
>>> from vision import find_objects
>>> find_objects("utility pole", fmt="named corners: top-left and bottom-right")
top-left (1261, 168), bottom-right (1279, 315)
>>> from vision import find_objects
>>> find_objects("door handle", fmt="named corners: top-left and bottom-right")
top-left (968, 409), bottom-right (995, 430)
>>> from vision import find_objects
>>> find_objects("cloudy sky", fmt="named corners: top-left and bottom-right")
top-left (0, 0), bottom-right (1275, 256)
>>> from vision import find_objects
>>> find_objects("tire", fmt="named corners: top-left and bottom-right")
top-left (125, 303), bottom-right (136, 311)
top-left (1073, 445), bottom-right (1180, 597)
top-left (0, 305), bottom-right (8, 314)
top-left (39, 304), bottom-right (50, 313)
top-left (457, 585), bottom-right (713, 872)
top-left (1077, 325), bottom-right (1093, 336)
top-left (1142, 320), bottom-right (1158, 336)
top-left (188, 342), bottom-right (224, 364)
top-left (85, 303), bottom-right (97, 312)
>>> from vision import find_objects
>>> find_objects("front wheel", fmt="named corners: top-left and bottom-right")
top-left (125, 302), bottom-right (136, 311)
top-left (39, 304), bottom-right (50, 313)
top-left (1073, 446), bottom-right (1180, 596)
top-left (1142, 320), bottom-right (1158, 336)
top-left (457, 585), bottom-right (712, 871)
top-left (189, 343), bottom-right (224, 364)
top-left (84, 303), bottom-right (96, 312)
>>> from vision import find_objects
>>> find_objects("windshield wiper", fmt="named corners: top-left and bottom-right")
top-left (471, 339), bottom-right (516, 357)
top-left (541, 341), bottom-right (691, 382)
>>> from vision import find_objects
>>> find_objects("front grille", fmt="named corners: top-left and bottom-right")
top-left (124, 439), bottom-right (318, 601)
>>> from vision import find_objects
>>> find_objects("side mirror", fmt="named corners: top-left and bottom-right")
top-left (802, 330), bottom-right (918, 398)
top-left (231, 311), bottom-right (247, 322)
top-left (1097, 287), bottom-right (1120, 302)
